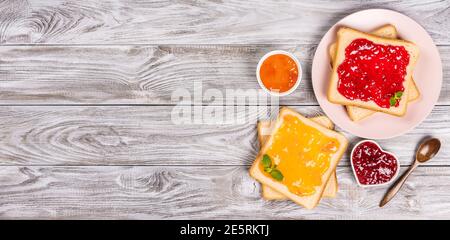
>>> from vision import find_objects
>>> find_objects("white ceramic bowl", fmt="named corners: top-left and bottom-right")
top-left (350, 140), bottom-right (400, 188)
top-left (256, 50), bottom-right (302, 97)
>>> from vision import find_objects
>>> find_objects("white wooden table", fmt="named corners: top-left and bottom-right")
top-left (0, 0), bottom-right (449, 219)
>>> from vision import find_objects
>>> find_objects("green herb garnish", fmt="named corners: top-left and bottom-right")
top-left (270, 169), bottom-right (284, 181)
top-left (389, 96), bottom-right (397, 106)
top-left (262, 154), bottom-right (272, 168)
top-left (261, 154), bottom-right (284, 181)
top-left (389, 91), bottom-right (403, 107)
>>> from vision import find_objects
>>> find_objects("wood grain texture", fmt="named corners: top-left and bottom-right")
top-left (0, 105), bottom-right (447, 166)
top-left (0, 165), bottom-right (449, 219)
top-left (0, 0), bottom-right (449, 220)
top-left (0, 45), bottom-right (449, 104)
top-left (0, 0), bottom-right (449, 45)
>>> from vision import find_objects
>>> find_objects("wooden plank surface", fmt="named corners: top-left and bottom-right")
top-left (0, 165), bottom-right (449, 219)
top-left (0, 0), bottom-right (449, 45)
top-left (0, 45), bottom-right (449, 105)
top-left (0, 0), bottom-right (449, 219)
top-left (0, 105), bottom-right (447, 166)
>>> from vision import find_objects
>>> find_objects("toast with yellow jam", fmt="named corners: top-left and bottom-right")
top-left (250, 108), bottom-right (348, 209)
top-left (258, 116), bottom-right (338, 200)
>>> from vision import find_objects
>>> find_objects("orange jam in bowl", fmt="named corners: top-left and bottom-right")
top-left (260, 114), bottom-right (340, 196)
top-left (257, 51), bottom-right (301, 96)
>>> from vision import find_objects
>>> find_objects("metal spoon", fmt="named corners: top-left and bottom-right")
top-left (379, 138), bottom-right (441, 207)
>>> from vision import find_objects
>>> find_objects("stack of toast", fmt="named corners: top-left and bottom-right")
top-left (328, 25), bottom-right (420, 121)
top-left (250, 108), bottom-right (348, 209)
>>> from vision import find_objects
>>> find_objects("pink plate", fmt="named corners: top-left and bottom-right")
top-left (312, 9), bottom-right (442, 139)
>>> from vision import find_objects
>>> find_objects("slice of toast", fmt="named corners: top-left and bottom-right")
top-left (328, 27), bottom-right (420, 116)
top-left (249, 107), bottom-right (348, 209)
top-left (258, 116), bottom-right (338, 200)
top-left (329, 25), bottom-right (420, 121)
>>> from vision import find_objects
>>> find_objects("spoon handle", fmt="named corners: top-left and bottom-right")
top-left (379, 162), bottom-right (418, 207)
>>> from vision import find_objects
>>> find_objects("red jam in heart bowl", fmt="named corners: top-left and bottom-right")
top-left (351, 140), bottom-right (399, 187)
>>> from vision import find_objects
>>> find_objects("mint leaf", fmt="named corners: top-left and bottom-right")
top-left (389, 97), bottom-right (396, 106)
top-left (262, 154), bottom-right (272, 168)
top-left (394, 91), bottom-right (403, 99)
top-left (264, 167), bottom-right (272, 173)
top-left (270, 169), bottom-right (284, 181)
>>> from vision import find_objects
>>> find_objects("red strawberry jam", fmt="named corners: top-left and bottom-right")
top-left (337, 38), bottom-right (410, 108)
top-left (351, 141), bottom-right (398, 185)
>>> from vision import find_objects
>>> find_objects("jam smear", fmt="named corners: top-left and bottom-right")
top-left (262, 115), bottom-right (340, 196)
top-left (352, 141), bottom-right (398, 185)
top-left (337, 38), bottom-right (410, 108)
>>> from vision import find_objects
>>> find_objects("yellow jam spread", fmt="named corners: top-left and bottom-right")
top-left (261, 115), bottom-right (340, 196)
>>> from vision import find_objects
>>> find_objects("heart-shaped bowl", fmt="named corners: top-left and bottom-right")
top-left (350, 140), bottom-right (400, 188)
